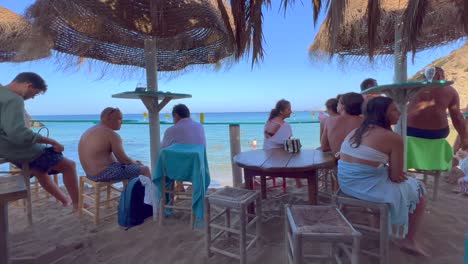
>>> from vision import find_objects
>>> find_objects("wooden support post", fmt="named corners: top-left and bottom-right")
top-left (229, 124), bottom-right (242, 187)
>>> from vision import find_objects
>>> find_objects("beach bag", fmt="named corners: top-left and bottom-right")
top-left (118, 177), bottom-right (153, 229)
top-left (284, 138), bottom-right (302, 153)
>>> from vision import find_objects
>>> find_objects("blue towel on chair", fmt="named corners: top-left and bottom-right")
top-left (153, 144), bottom-right (210, 228)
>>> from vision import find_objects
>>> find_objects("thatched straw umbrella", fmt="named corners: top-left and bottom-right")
top-left (309, 0), bottom-right (466, 66)
top-left (230, 0), bottom-right (468, 66)
top-left (0, 6), bottom-right (50, 62)
top-left (25, 0), bottom-right (236, 183)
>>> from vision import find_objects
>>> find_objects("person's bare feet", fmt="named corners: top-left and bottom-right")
top-left (396, 239), bottom-right (430, 257)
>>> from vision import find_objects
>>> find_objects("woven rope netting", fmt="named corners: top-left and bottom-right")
top-left (24, 0), bottom-right (235, 72)
top-left (309, 0), bottom-right (467, 64)
top-left (0, 6), bottom-right (50, 62)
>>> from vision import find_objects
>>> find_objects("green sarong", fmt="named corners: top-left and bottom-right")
top-left (406, 136), bottom-right (453, 171)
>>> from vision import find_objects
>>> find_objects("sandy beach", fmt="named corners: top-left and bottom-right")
top-left (6, 173), bottom-right (467, 264)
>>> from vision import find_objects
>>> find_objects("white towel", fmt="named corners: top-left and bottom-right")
top-left (139, 175), bottom-right (155, 206)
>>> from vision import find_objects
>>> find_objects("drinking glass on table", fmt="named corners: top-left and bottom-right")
top-left (424, 67), bottom-right (436, 82)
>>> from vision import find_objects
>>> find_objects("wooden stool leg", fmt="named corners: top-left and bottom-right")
top-left (240, 204), bottom-right (247, 264)
top-left (293, 233), bottom-right (302, 264)
top-left (282, 177), bottom-right (287, 193)
top-left (94, 184), bottom-right (101, 225)
top-left (204, 196), bottom-right (213, 257)
top-left (78, 178), bottom-right (84, 215)
top-left (351, 235), bottom-right (360, 264)
top-left (106, 185), bottom-right (111, 208)
top-left (380, 206), bottom-right (389, 264)
top-left (255, 195), bottom-right (262, 247)
top-left (0, 202), bottom-right (9, 264)
top-left (433, 172), bottom-right (440, 201)
top-left (284, 206), bottom-right (291, 264)
top-left (22, 164), bottom-right (33, 226)
top-left (225, 208), bottom-right (231, 238)
top-left (159, 176), bottom-right (166, 226)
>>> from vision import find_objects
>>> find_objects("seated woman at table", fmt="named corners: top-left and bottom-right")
top-left (338, 97), bottom-right (428, 256)
top-left (263, 99), bottom-right (302, 187)
top-left (321, 92), bottom-right (363, 154)
top-left (263, 99), bottom-right (292, 150)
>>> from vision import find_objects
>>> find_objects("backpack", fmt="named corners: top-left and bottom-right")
top-left (118, 177), bottom-right (153, 229)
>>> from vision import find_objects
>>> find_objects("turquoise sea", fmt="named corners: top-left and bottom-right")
top-left (5, 111), bottom-right (323, 186)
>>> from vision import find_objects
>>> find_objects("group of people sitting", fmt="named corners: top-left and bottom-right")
top-left (262, 69), bottom-right (467, 256)
top-left (0, 72), bottom-right (206, 211)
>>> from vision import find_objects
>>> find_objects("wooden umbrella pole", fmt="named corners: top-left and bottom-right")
top-left (145, 37), bottom-right (160, 175)
top-left (393, 15), bottom-right (408, 171)
top-left (144, 37), bottom-right (161, 220)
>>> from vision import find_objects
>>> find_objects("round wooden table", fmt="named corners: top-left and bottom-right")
top-left (233, 148), bottom-right (336, 205)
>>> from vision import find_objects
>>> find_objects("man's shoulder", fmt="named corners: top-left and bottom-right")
top-left (0, 86), bottom-right (21, 103)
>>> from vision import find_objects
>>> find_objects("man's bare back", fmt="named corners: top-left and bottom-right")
top-left (78, 124), bottom-right (117, 176)
top-left (407, 85), bottom-right (459, 130)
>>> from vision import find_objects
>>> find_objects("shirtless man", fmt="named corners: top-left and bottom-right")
top-left (321, 92), bottom-right (364, 153)
top-left (407, 67), bottom-right (467, 148)
top-left (360, 78), bottom-right (379, 111)
top-left (319, 98), bottom-right (339, 140)
top-left (78, 107), bottom-right (150, 181)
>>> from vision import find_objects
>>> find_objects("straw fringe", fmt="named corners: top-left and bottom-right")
top-left (21, 0), bottom-right (235, 73)
top-left (402, 0), bottom-right (428, 62)
top-left (308, 0), bottom-right (467, 65)
top-left (0, 6), bottom-right (50, 62)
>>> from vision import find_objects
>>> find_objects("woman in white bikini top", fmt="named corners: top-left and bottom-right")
top-left (263, 99), bottom-right (292, 150)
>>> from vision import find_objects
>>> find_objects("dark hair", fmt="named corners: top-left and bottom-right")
top-left (100, 107), bottom-right (120, 120)
top-left (268, 99), bottom-right (291, 120)
top-left (325, 98), bottom-right (338, 113)
top-left (360, 78), bottom-right (377, 91)
top-left (340, 92), bottom-right (363, 116)
top-left (12, 72), bottom-right (47, 93)
top-left (350, 97), bottom-right (393, 147)
top-left (172, 104), bottom-right (190, 118)
top-left (434, 66), bottom-right (444, 80)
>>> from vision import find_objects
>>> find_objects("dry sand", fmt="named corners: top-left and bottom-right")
top-left (7, 174), bottom-right (468, 264)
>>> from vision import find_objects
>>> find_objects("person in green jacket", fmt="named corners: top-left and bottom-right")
top-left (0, 72), bottom-right (79, 210)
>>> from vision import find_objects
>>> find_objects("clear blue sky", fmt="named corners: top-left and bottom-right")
top-left (1, 0), bottom-right (465, 115)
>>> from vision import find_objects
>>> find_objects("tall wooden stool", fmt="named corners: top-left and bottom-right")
top-left (0, 158), bottom-right (33, 225)
top-left (408, 169), bottom-right (443, 201)
top-left (334, 191), bottom-right (389, 264)
top-left (285, 205), bottom-right (361, 264)
top-left (10, 163), bottom-right (59, 203)
top-left (205, 187), bottom-right (262, 264)
top-left (78, 176), bottom-right (128, 224)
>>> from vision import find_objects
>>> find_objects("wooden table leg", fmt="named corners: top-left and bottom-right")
top-left (307, 172), bottom-right (318, 205)
top-left (244, 170), bottom-right (255, 216)
top-left (0, 201), bottom-right (9, 264)
top-left (260, 176), bottom-right (267, 199)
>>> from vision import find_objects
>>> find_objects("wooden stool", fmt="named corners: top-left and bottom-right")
top-left (334, 191), bottom-right (389, 264)
top-left (408, 169), bottom-right (443, 201)
top-left (285, 205), bottom-right (361, 264)
top-left (10, 163), bottom-right (59, 203)
top-left (78, 176), bottom-right (128, 224)
top-left (205, 187), bottom-right (262, 264)
top-left (0, 158), bottom-right (33, 225)
top-left (159, 177), bottom-right (196, 228)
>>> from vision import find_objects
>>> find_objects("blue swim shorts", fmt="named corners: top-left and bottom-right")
top-left (14, 147), bottom-right (63, 174)
top-left (87, 162), bottom-right (142, 182)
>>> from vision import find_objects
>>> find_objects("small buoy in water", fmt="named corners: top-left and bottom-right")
top-left (143, 112), bottom-right (148, 119)
top-left (200, 113), bottom-right (205, 123)
top-left (164, 113), bottom-right (170, 120)
top-left (252, 138), bottom-right (257, 149)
